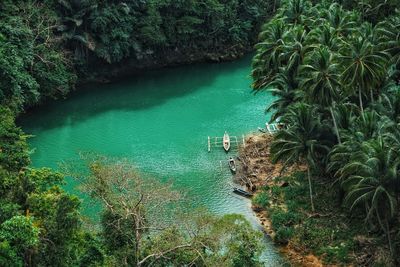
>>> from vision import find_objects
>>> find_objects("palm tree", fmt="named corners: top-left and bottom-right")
top-left (252, 19), bottom-right (286, 89)
top-left (376, 86), bottom-right (400, 124)
top-left (270, 103), bottom-right (329, 212)
top-left (377, 12), bottom-right (400, 68)
top-left (338, 137), bottom-right (399, 256)
top-left (305, 24), bottom-right (342, 52)
top-left (58, 0), bottom-right (97, 61)
top-left (280, 0), bottom-right (312, 26)
top-left (300, 46), bottom-right (342, 144)
top-left (264, 67), bottom-right (303, 123)
top-left (282, 25), bottom-right (310, 77)
top-left (352, 110), bottom-right (389, 141)
top-left (340, 36), bottom-right (389, 111)
top-left (323, 3), bottom-right (357, 38)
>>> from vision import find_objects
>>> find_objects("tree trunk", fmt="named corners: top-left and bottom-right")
top-left (370, 89), bottom-right (374, 103)
top-left (358, 87), bottom-right (364, 113)
top-left (385, 218), bottom-right (394, 257)
top-left (330, 106), bottom-right (341, 144)
top-left (307, 167), bottom-right (315, 212)
top-left (135, 213), bottom-right (141, 266)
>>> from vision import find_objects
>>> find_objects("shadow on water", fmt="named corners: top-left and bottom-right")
top-left (18, 53), bottom-right (290, 265)
top-left (19, 56), bottom-right (251, 131)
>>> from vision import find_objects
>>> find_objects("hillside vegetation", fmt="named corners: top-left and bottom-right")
top-left (252, 0), bottom-right (400, 265)
top-left (0, 1), bottom-right (271, 266)
top-left (0, 0), bottom-right (271, 111)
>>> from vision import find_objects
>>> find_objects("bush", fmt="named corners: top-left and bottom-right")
top-left (275, 226), bottom-right (294, 244)
top-left (319, 242), bottom-right (353, 264)
top-left (270, 210), bottom-right (301, 229)
top-left (252, 192), bottom-right (270, 208)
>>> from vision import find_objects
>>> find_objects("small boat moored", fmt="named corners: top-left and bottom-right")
top-left (228, 157), bottom-right (237, 173)
top-left (233, 187), bottom-right (253, 197)
top-left (223, 131), bottom-right (230, 152)
top-left (258, 127), bottom-right (267, 133)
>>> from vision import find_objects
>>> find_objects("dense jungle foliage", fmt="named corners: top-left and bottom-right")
top-left (0, 0), bottom-right (272, 266)
top-left (252, 0), bottom-right (400, 265)
top-left (0, 0), bottom-right (271, 111)
top-left (1, 0), bottom-right (399, 265)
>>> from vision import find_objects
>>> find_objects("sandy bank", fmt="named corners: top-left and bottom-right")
top-left (236, 133), bottom-right (326, 267)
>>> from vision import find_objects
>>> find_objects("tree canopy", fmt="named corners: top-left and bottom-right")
top-left (252, 0), bottom-right (400, 264)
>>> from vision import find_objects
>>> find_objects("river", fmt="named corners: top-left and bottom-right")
top-left (20, 54), bottom-right (286, 265)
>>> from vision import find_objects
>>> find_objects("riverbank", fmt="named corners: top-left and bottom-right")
top-left (81, 45), bottom-right (252, 84)
top-left (237, 133), bottom-right (392, 266)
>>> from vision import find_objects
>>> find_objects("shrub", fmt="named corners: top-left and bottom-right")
top-left (271, 210), bottom-right (301, 229)
top-left (275, 226), bottom-right (294, 244)
top-left (252, 192), bottom-right (270, 208)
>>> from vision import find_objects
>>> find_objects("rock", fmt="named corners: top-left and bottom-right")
top-left (279, 181), bottom-right (289, 187)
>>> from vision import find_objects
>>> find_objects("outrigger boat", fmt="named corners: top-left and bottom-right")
top-left (258, 127), bottom-right (267, 133)
top-left (223, 131), bottom-right (230, 152)
top-left (228, 157), bottom-right (237, 173)
top-left (233, 187), bottom-right (253, 197)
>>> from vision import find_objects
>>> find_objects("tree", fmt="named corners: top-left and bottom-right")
top-left (280, 0), bottom-right (312, 26)
top-left (0, 215), bottom-right (39, 265)
top-left (252, 19), bottom-right (286, 89)
top-left (57, 0), bottom-right (97, 62)
top-left (66, 156), bottom-right (264, 266)
top-left (322, 3), bottom-right (357, 38)
top-left (300, 46), bottom-right (342, 143)
top-left (281, 25), bottom-right (310, 77)
top-left (270, 103), bottom-right (329, 212)
top-left (263, 67), bottom-right (303, 123)
top-left (377, 10), bottom-right (400, 68)
top-left (340, 36), bottom-right (389, 111)
top-left (338, 137), bottom-right (399, 256)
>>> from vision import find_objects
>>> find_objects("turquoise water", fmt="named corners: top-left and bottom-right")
top-left (20, 55), bottom-right (285, 265)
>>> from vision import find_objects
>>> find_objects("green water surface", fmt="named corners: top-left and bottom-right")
top-left (20, 55), bottom-right (286, 265)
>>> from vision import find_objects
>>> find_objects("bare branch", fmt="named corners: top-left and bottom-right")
top-left (137, 244), bottom-right (193, 266)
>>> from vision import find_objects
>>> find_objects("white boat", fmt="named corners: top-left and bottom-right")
top-left (228, 157), bottom-right (237, 173)
top-left (223, 131), bottom-right (230, 152)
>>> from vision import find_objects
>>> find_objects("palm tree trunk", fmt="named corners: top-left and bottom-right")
top-left (370, 89), bottom-right (374, 103)
top-left (359, 87), bottom-right (364, 113)
top-left (385, 218), bottom-right (394, 257)
top-left (307, 167), bottom-right (315, 212)
top-left (329, 106), bottom-right (341, 144)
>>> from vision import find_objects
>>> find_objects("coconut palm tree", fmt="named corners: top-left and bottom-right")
top-left (300, 46), bottom-right (342, 144)
top-left (264, 67), bottom-right (303, 123)
top-left (323, 3), bottom-right (358, 38)
top-left (339, 137), bottom-right (400, 256)
top-left (280, 0), bottom-right (312, 26)
top-left (352, 110), bottom-right (390, 141)
top-left (340, 36), bottom-right (389, 111)
top-left (377, 11), bottom-right (400, 68)
top-left (376, 87), bottom-right (400, 123)
top-left (305, 24), bottom-right (342, 52)
top-left (270, 103), bottom-right (329, 212)
top-left (252, 19), bottom-right (286, 89)
top-left (282, 25), bottom-right (310, 77)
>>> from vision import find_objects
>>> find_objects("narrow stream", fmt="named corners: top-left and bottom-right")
top-left (20, 54), bottom-right (287, 265)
